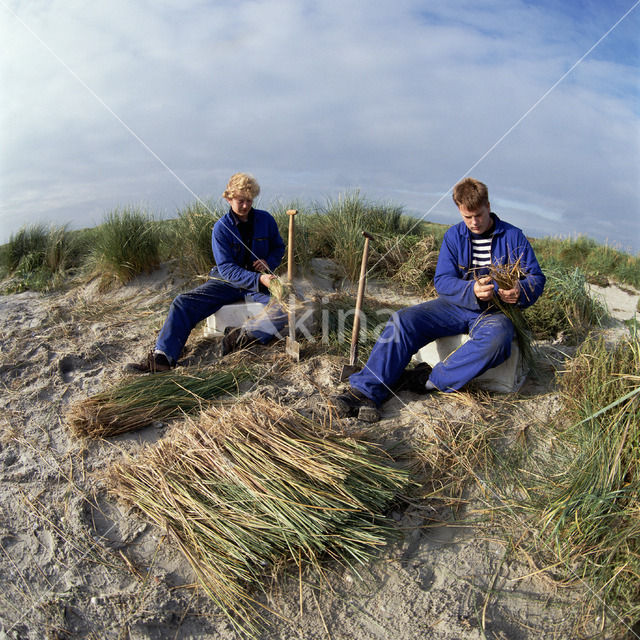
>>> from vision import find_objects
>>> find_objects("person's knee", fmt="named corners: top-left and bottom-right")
top-left (393, 305), bottom-right (430, 334)
top-left (169, 293), bottom-right (190, 312)
top-left (473, 316), bottom-right (513, 352)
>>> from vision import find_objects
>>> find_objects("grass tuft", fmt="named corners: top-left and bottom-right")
top-left (536, 333), bottom-right (640, 626)
top-left (167, 199), bottom-right (222, 276)
top-left (487, 333), bottom-right (640, 632)
top-left (524, 265), bottom-right (607, 342)
top-left (0, 224), bottom-right (86, 292)
top-left (532, 235), bottom-right (640, 288)
top-left (88, 207), bottom-right (162, 288)
top-left (272, 202), bottom-right (317, 272)
top-left (370, 234), bottom-right (438, 296)
top-left (312, 192), bottom-right (417, 280)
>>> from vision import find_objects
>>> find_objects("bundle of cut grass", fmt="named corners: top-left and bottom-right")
top-left (487, 259), bottom-right (525, 291)
top-left (67, 366), bottom-right (250, 438)
top-left (110, 398), bottom-right (409, 637)
top-left (474, 260), bottom-right (536, 369)
top-left (265, 276), bottom-right (301, 313)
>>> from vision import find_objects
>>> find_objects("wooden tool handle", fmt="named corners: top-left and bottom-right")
top-left (349, 232), bottom-right (372, 366)
top-left (286, 209), bottom-right (298, 282)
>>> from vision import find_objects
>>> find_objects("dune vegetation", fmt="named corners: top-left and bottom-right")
top-left (1, 193), bottom-right (639, 636)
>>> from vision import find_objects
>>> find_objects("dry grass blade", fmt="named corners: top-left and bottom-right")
top-left (110, 398), bottom-right (410, 637)
top-left (487, 258), bottom-right (525, 291)
top-left (66, 366), bottom-right (251, 438)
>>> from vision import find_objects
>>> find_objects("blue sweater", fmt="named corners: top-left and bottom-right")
top-left (434, 213), bottom-right (545, 311)
top-left (209, 208), bottom-right (285, 292)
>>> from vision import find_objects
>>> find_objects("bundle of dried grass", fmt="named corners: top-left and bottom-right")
top-left (473, 260), bottom-right (535, 369)
top-left (67, 366), bottom-right (250, 438)
top-left (267, 276), bottom-right (291, 304)
top-left (487, 258), bottom-right (525, 290)
top-left (264, 276), bottom-right (301, 314)
top-left (110, 398), bottom-right (409, 636)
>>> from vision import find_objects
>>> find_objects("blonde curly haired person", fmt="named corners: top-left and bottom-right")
top-left (127, 173), bottom-right (286, 373)
top-left (222, 172), bottom-right (260, 200)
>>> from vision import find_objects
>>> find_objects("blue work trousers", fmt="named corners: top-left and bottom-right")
top-left (155, 279), bottom-right (286, 363)
top-left (349, 299), bottom-right (514, 405)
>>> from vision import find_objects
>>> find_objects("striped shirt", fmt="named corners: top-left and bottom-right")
top-left (471, 234), bottom-right (493, 273)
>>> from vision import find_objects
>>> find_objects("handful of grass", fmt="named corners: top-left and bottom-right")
top-left (111, 399), bottom-right (409, 636)
top-left (67, 366), bottom-right (250, 438)
top-left (475, 259), bottom-right (535, 368)
top-left (265, 276), bottom-right (303, 314)
top-left (267, 276), bottom-right (292, 305)
top-left (487, 259), bottom-right (525, 290)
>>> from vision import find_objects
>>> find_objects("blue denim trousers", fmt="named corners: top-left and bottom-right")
top-left (349, 298), bottom-right (514, 405)
top-left (155, 278), bottom-right (286, 363)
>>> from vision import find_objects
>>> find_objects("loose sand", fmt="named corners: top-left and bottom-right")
top-left (0, 263), bottom-right (637, 640)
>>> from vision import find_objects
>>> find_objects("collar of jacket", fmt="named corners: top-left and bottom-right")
top-left (227, 207), bottom-right (254, 226)
top-left (455, 212), bottom-right (505, 239)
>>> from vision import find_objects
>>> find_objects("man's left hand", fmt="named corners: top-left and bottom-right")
top-left (253, 259), bottom-right (269, 273)
top-left (497, 281), bottom-right (520, 305)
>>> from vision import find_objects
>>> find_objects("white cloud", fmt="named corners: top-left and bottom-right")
top-left (1, 0), bottom-right (638, 251)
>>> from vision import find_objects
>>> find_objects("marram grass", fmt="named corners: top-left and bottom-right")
top-left (67, 366), bottom-right (250, 438)
top-left (110, 398), bottom-right (410, 637)
top-left (538, 333), bottom-right (640, 627)
top-left (494, 332), bottom-right (640, 631)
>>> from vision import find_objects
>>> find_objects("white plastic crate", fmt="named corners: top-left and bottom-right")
top-left (412, 334), bottom-right (526, 393)
top-left (203, 302), bottom-right (267, 338)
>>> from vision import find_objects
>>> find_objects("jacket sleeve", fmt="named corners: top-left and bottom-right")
top-left (433, 230), bottom-right (482, 311)
top-left (264, 215), bottom-right (285, 272)
top-left (510, 232), bottom-right (545, 309)
top-left (211, 218), bottom-right (260, 291)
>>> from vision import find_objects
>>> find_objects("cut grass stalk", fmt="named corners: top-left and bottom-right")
top-left (110, 399), bottom-right (410, 637)
top-left (67, 366), bottom-right (251, 438)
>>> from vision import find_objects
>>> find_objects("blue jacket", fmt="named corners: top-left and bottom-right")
top-left (434, 213), bottom-right (545, 311)
top-left (209, 208), bottom-right (285, 292)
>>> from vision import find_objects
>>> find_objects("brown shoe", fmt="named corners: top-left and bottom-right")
top-left (221, 327), bottom-right (256, 356)
top-left (392, 363), bottom-right (433, 394)
top-left (330, 387), bottom-right (380, 422)
top-left (125, 352), bottom-right (173, 374)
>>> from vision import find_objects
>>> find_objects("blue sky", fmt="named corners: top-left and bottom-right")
top-left (1, 0), bottom-right (639, 252)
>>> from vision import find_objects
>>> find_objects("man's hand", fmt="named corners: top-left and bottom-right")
top-left (497, 281), bottom-right (520, 305)
top-left (474, 276), bottom-right (495, 302)
top-left (259, 273), bottom-right (277, 289)
top-left (253, 259), bottom-right (269, 273)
